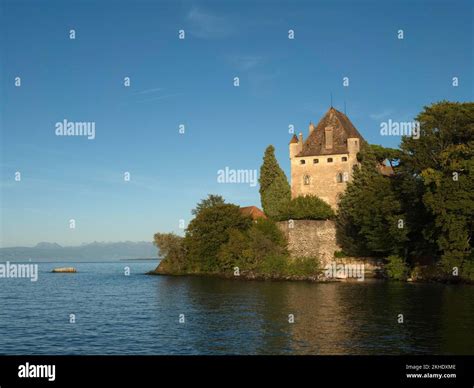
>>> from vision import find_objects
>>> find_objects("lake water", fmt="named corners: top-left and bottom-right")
top-left (0, 260), bottom-right (473, 355)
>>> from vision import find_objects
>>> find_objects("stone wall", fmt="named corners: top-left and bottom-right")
top-left (277, 220), bottom-right (384, 277)
top-left (277, 220), bottom-right (340, 266)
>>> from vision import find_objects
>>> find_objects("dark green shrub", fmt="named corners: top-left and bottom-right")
top-left (385, 255), bottom-right (409, 280)
top-left (278, 195), bottom-right (334, 221)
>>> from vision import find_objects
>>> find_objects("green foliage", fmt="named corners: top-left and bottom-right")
top-left (155, 195), bottom-right (296, 277)
top-left (401, 101), bottom-right (474, 278)
top-left (256, 255), bottom-right (319, 277)
top-left (279, 195), bottom-right (334, 221)
top-left (460, 256), bottom-right (474, 283)
top-left (217, 229), bottom-right (249, 271)
top-left (256, 255), bottom-right (288, 276)
top-left (259, 145), bottom-right (291, 218)
top-left (334, 250), bottom-right (350, 258)
top-left (385, 255), bottom-right (409, 280)
top-left (336, 148), bottom-right (408, 257)
top-left (191, 194), bottom-right (225, 216)
top-left (218, 218), bottom-right (288, 270)
top-left (153, 233), bottom-right (186, 273)
top-left (362, 143), bottom-right (401, 165)
top-left (285, 257), bottom-right (320, 276)
top-left (337, 101), bottom-right (474, 282)
top-left (262, 173), bottom-right (292, 219)
top-left (184, 201), bottom-right (253, 272)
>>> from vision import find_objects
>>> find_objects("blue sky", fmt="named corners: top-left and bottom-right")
top-left (1, 0), bottom-right (472, 247)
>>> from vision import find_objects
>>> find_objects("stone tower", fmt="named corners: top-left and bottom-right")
top-left (289, 107), bottom-right (366, 209)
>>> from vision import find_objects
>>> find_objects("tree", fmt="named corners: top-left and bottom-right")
top-left (191, 194), bottom-right (225, 216)
top-left (400, 101), bottom-right (474, 278)
top-left (263, 173), bottom-right (292, 219)
top-left (184, 203), bottom-right (253, 272)
top-left (337, 101), bottom-right (474, 282)
top-left (153, 233), bottom-right (186, 273)
top-left (218, 218), bottom-right (288, 270)
top-left (385, 255), bottom-right (409, 280)
top-left (336, 144), bottom-right (408, 257)
top-left (259, 145), bottom-right (291, 218)
top-left (281, 195), bottom-right (334, 221)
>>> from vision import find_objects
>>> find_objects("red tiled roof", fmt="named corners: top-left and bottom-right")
top-left (240, 206), bottom-right (267, 220)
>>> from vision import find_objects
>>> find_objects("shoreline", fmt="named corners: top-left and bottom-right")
top-left (149, 268), bottom-right (383, 283)
top-left (147, 268), bottom-right (474, 285)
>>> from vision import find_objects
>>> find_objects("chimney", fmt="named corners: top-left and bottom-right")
top-left (324, 126), bottom-right (333, 149)
top-left (299, 132), bottom-right (303, 144)
top-left (309, 122), bottom-right (315, 135)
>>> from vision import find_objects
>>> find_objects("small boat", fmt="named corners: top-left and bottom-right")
top-left (52, 267), bottom-right (77, 273)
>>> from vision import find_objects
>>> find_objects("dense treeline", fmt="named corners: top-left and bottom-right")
top-left (337, 101), bottom-right (474, 281)
top-left (154, 195), bottom-right (319, 277)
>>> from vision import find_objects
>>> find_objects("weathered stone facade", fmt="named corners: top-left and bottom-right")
top-left (289, 107), bottom-right (365, 209)
top-left (277, 220), bottom-right (384, 277)
top-left (277, 220), bottom-right (340, 266)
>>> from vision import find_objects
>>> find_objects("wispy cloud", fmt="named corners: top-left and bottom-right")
top-left (186, 7), bottom-right (234, 39)
top-left (133, 87), bottom-right (163, 95)
top-left (129, 87), bottom-right (182, 104)
top-left (369, 109), bottom-right (393, 120)
top-left (228, 55), bottom-right (263, 71)
top-left (247, 70), bottom-right (280, 94)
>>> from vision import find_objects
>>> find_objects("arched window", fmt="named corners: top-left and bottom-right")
top-left (337, 172), bottom-right (343, 183)
top-left (303, 175), bottom-right (310, 185)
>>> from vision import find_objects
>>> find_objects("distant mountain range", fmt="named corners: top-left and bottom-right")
top-left (0, 241), bottom-right (157, 261)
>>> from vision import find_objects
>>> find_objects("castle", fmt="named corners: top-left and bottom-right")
top-left (289, 107), bottom-right (366, 209)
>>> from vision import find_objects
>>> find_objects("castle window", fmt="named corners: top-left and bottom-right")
top-left (303, 175), bottom-right (310, 185)
top-left (300, 160), bottom-right (306, 165)
top-left (327, 158), bottom-right (333, 163)
top-left (313, 159), bottom-right (319, 164)
top-left (342, 157), bottom-right (348, 162)
top-left (337, 172), bottom-right (349, 183)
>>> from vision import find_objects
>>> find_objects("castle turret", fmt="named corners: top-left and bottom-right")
top-left (289, 133), bottom-right (302, 159)
top-left (347, 137), bottom-right (360, 155)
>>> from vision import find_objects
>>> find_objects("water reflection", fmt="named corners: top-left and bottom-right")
top-left (156, 277), bottom-right (474, 355)
top-left (0, 261), bottom-right (472, 355)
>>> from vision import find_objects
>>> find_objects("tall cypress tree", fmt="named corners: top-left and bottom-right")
top-left (259, 145), bottom-right (291, 218)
